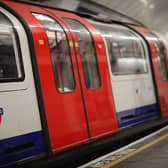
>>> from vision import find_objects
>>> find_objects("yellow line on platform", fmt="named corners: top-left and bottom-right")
top-left (102, 133), bottom-right (168, 168)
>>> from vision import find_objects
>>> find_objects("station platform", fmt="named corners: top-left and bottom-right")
top-left (79, 126), bottom-right (168, 168)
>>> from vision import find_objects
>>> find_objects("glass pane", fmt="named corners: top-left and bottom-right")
top-left (65, 18), bottom-right (101, 89)
top-left (0, 13), bottom-right (22, 80)
top-left (154, 40), bottom-right (168, 80)
top-left (33, 13), bottom-right (75, 93)
top-left (93, 23), bottom-right (148, 75)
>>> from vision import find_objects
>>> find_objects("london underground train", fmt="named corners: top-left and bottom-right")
top-left (0, 0), bottom-right (168, 167)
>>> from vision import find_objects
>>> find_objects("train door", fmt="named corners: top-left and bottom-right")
top-left (0, 7), bottom-right (45, 167)
top-left (30, 13), bottom-right (90, 152)
top-left (44, 10), bottom-right (119, 138)
top-left (91, 21), bottom-right (159, 128)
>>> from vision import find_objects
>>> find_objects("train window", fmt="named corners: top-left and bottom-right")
top-left (32, 13), bottom-right (75, 93)
top-left (0, 13), bottom-right (23, 81)
top-left (93, 23), bottom-right (148, 75)
top-left (154, 40), bottom-right (168, 80)
top-left (65, 19), bottom-right (101, 89)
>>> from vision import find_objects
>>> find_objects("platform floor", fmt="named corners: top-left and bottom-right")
top-left (113, 135), bottom-right (168, 168)
top-left (79, 125), bottom-right (168, 168)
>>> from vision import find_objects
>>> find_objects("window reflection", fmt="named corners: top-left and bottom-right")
top-left (94, 24), bottom-right (148, 75)
top-left (0, 13), bottom-right (22, 81)
top-left (65, 18), bottom-right (101, 89)
top-left (154, 40), bottom-right (168, 81)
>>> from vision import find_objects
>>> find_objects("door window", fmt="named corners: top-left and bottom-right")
top-left (33, 13), bottom-right (76, 93)
top-left (65, 18), bottom-right (101, 89)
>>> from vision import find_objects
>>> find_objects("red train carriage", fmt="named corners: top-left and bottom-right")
top-left (0, 0), bottom-right (167, 167)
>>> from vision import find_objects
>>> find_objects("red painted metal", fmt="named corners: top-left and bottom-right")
top-left (3, 1), bottom-right (89, 153)
top-left (129, 25), bottom-right (168, 116)
top-left (45, 9), bottom-right (119, 138)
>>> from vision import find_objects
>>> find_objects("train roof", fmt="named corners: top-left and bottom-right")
top-left (15, 0), bottom-right (143, 26)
